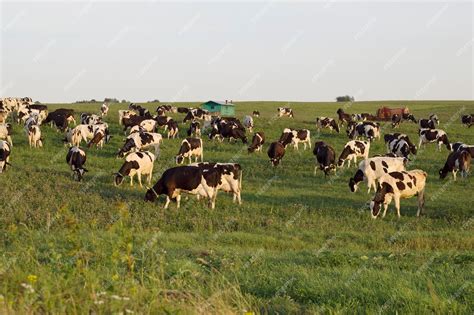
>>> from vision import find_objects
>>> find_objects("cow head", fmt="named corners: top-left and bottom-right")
top-left (73, 168), bottom-right (88, 181)
top-left (114, 172), bottom-right (125, 186)
top-left (370, 182), bottom-right (393, 218)
top-left (439, 168), bottom-right (449, 179)
top-left (175, 155), bottom-right (185, 165)
top-left (144, 186), bottom-right (160, 202)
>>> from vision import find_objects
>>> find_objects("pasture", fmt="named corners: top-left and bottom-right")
top-left (1, 100), bottom-right (473, 314)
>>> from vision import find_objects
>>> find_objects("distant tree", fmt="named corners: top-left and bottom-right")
top-left (104, 98), bottom-right (119, 103)
top-left (34, 101), bottom-right (41, 105)
top-left (147, 99), bottom-right (160, 103)
top-left (336, 95), bottom-right (354, 102)
top-left (121, 99), bottom-right (128, 103)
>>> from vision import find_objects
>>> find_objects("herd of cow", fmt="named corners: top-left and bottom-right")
top-left (0, 98), bottom-right (472, 218)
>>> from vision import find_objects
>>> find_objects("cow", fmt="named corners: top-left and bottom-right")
top-left (313, 141), bottom-right (336, 177)
top-left (267, 141), bottom-right (285, 166)
top-left (0, 140), bottom-right (11, 173)
top-left (248, 132), bottom-right (265, 153)
top-left (130, 119), bottom-right (157, 134)
top-left (129, 104), bottom-right (153, 118)
top-left (118, 110), bottom-right (136, 126)
top-left (17, 105), bottom-right (48, 125)
top-left (370, 170), bottom-right (428, 218)
top-left (0, 110), bottom-right (7, 124)
top-left (418, 128), bottom-right (451, 151)
top-left (419, 114), bottom-right (439, 129)
top-left (384, 133), bottom-right (416, 148)
top-left (121, 115), bottom-right (148, 133)
top-left (279, 128), bottom-right (311, 150)
top-left (392, 113), bottom-right (417, 128)
top-left (252, 111), bottom-right (260, 117)
top-left (80, 113), bottom-right (102, 125)
top-left (316, 117), bottom-right (340, 133)
top-left (0, 123), bottom-right (13, 146)
top-left (66, 146), bottom-right (88, 181)
top-left (100, 103), bottom-right (109, 116)
top-left (451, 142), bottom-right (474, 158)
top-left (183, 109), bottom-right (211, 123)
top-left (156, 104), bottom-right (177, 116)
top-left (166, 119), bottom-right (179, 139)
top-left (336, 108), bottom-right (353, 126)
top-left (439, 150), bottom-right (471, 180)
top-left (177, 107), bottom-right (190, 114)
top-left (337, 140), bottom-right (370, 168)
top-left (243, 115), bottom-right (254, 133)
top-left (349, 156), bottom-right (407, 193)
top-left (87, 128), bottom-right (106, 149)
top-left (155, 116), bottom-right (172, 129)
top-left (352, 113), bottom-right (375, 121)
top-left (27, 125), bottom-right (43, 148)
top-left (64, 127), bottom-right (83, 147)
top-left (175, 138), bottom-right (203, 164)
top-left (114, 151), bottom-right (155, 187)
top-left (277, 107), bottom-right (294, 118)
top-left (144, 166), bottom-right (219, 209)
top-left (461, 115), bottom-right (473, 128)
top-left (44, 111), bottom-right (75, 132)
top-left (347, 121), bottom-right (380, 141)
top-left (209, 123), bottom-right (247, 144)
top-left (191, 162), bottom-right (243, 204)
top-left (386, 138), bottom-right (417, 159)
top-left (64, 124), bottom-right (105, 146)
top-left (117, 132), bottom-right (162, 157)
top-left (187, 121), bottom-right (201, 137)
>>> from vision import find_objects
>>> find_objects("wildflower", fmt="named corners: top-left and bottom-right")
top-left (20, 283), bottom-right (35, 294)
top-left (94, 300), bottom-right (104, 305)
top-left (125, 309), bottom-right (134, 314)
top-left (112, 274), bottom-right (119, 281)
top-left (111, 295), bottom-right (121, 300)
top-left (27, 274), bottom-right (38, 283)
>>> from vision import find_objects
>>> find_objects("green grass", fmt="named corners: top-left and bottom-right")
top-left (1, 100), bottom-right (473, 314)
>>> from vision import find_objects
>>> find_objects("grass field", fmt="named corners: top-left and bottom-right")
top-left (1, 100), bottom-right (473, 314)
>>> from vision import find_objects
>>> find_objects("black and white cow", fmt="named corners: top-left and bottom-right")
top-left (268, 141), bottom-right (285, 166)
top-left (0, 123), bottom-right (13, 146)
top-left (419, 114), bottom-right (439, 129)
top-left (177, 107), bottom-right (191, 114)
top-left (451, 142), bottom-right (474, 158)
top-left (118, 110), bottom-right (136, 126)
top-left (349, 156), bottom-right (407, 193)
top-left (461, 115), bottom-right (473, 128)
top-left (370, 170), bottom-right (427, 218)
top-left (44, 111), bottom-right (75, 132)
top-left (187, 121), bottom-right (201, 137)
top-left (100, 103), bottom-right (109, 116)
top-left (391, 113), bottom-right (417, 128)
top-left (129, 103), bottom-right (153, 118)
top-left (313, 141), bottom-right (336, 177)
top-left (336, 108), bottom-right (353, 125)
top-left (144, 166), bottom-right (219, 209)
top-left (252, 110), bottom-right (260, 117)
top-left (114, 151), bottom-right (155, 187)
top-left (337, 140), bottom-right (370, 168)
top-left (347, 121), bottom-right (380, 141)
top-left (129, 119), bottom-right (157, 134)
top-left (80, 113), bottom-right (102, 125)
top-left (418, 128), bottom-right (451, 151)
top-left (176, 138), bottom-right (203, 164)
top-left (209, 122), bottom-right (247, 144)
top-left (121, 115), bottom-right (149, 133)
top-left (248, 131), bottom-right (265, 153)
top-left (118, 132), bottom-right (162, 157)
top-left (66, 146), bottom-right (88, 181)
top-left (316, 117), bottom-right (340, 133)
top-left (386, 138), bottom-right (417, 159)
top-left (439, 150), bottom-right (471, 180)
top-left (0, 140), bottom-right (12, 173)
top-left (277, 107), bottom-right (294, 118)
top-left (279, 128), bottom-right (311, 150)
top-left (183, 108), bottom-right (211, 123)
top-left (166, 119), bottom-right (179, 139)
top-left (27, 125), bottom-right (43, 148)
top-left (191, 162), bottom-right (243, 204)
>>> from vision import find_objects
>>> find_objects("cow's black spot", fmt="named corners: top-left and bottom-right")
top-left (407, 182), bottom-right (412, 188)
top-left (396, 181), bottom-right (406, 190)
top-left (381, 161), bottom-right (389, 168)
top-left (390, 171), bottom-right (404, 181)
top-left (136, 152), bottom-right (144, 158)
top-left (370, 161), bottom-right (376, 171)
top-left (383, 168), bottom-right (388, 173)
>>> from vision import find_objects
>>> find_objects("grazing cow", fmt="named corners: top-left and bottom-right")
top-left (248, 131), bottom-right (265, 153)
top-left (337, 140), bottom-right (370, 168)
top-left (370, 170), bottom-right (428, 218)
top-left (391, 113), bottom-right (417, 128)
top-left (267, 141), bottom-right (285, 166)
top-left (451, 142), bottom-right (474, 158)
top-left (313, 141), bottom-right (336, 176)
top-left (187, 121), bottom-right (201, 137)
top-left (114, 151), bottom-right (155, 187)
top-left (144, 166), bottom-right (219, 209)
top-left (64, 128), bottom-right (83, 147)
top-left (183, 109), bottom-right (211, 123)
top-left (387, 138), bottom-right (417, 159)
top-left (177, 107), bottom-right (190, 114)
top-left (209, 123), bottom-right (247, 144)
top-left (252, 110), bottom-right (260, 117)
top-left (316, 117), bottom-right (340, 133)
top-left (349, 156), bottom-right (407, 193)
top-left (27, 125), bottom-right (43, 148)
top-left (80, 113), bottom-right (102, 125)
top-left (155, 116), bottom-right (172, 129)
top-left (44, 112), bottom-right (75, 132)
top-left (418, 128), bottom-right (451, 151)
top-left (0, 123), bottom-right (13, 146)
top-left (121, 115), bottom-right (148, 133)
top-left (279, 128), bottom-right (311, 150)
top-left (191, 162), bottom-right (243, 204)
top-left (419, 114), bottom-right (439, 129)
top-left (175, 138), bottom-right (203, 164)
top-left (347, 121), bottom-right (380, 141)
top-left (277, 107), bottom-right (294, 118)
top-left (0, 110), bottom-right (7, 124)
top-left (118, 132), bottom-right (162, 157)
top-left (439, 150), bottom-right (471, 180)
top-left (133, 119), bottom-right (157, 133)
top-left (461, 115), bottom-right (473, 127)
top-left (0, 140), bottom-right (12, 173)
top-left (100, 103), bottom-right (109, 116)
top-left (66, 146), bottom-right (88, 181)
top-left (129, 104), bottom-right (152, 118)
top-left (384, 133), bottom-right (416, 148)
top-left (87, 128), bottom-right (106, 149)
top-left (243, 115), bottom-right (254, 133)
top-left (166, 119), bottom-right (179, 139)
top-left (118, 110), bottom-right (136, 126)
top-left (17, 105), bottom-right (48, 125)
top-left (336, 108), bottom-right (353, 125)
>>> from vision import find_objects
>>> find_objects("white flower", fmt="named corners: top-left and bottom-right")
top-left (125, 309), bottom-right (134, 314)
top-left (94, 300), bottom-right (104, 305)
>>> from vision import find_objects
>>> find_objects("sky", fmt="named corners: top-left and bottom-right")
top-left (0, 1), bottom-right (473, 103)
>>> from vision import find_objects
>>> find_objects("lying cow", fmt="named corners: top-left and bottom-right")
top-left (316, 117), bottom-right (340, 133)
top-left (268, 141), bottom-right (285, 166)
top-left (118, 132), bottom-right (162, 157)
top-left (277, 107), bottom-right (294, 118)
top-left (349, 156), bottom-right (407, 193)
top-left (176, 138), bottom-right (203, 164)
top-left (144, 166), bottom-right (219, 209)
top-left (337, 140), bottom-right (370, 168)
top-left (347, 121), bottom-right (380, 142)
top-left (0, 140), bottom-right (11, 173)
top-left (439, 150), bottom-right (471, 180)
top-left (313, 141), bottom-right (336, 177)
top-left (248, 131), bottom-right (265, 153)
top-left (370, 170), bottom-right (427, 218)
top-left (279, 128), bottom-right (311, 150)
top-left (114, 151), bottom-right (155, 187)
top-left (66, 146), bottom-right (88, 181)
top-left (418, 128), bottom-right (451, 151)
top-left (461, 115), bottom-right (473, 127)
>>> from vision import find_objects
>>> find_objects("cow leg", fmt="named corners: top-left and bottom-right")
top-left (367, 178), bottom-right (373, 194)
top-left (417, 190), bottom-right (425, 217)
top-left (394, 197), bottom-right (401, 218)
top-left (418, 139), bottom-right (423, 149)
top-left (452, 170), bottom-right (457, 181)
top-left (314, 165), bottom-right (318, 175)
top-left (164, 196), bottom-right (171, 209)
top-left (137, 173), bottom-right (143, 187)
top-left (148, 172), bottom-right (152, 185)
top-left (130, 174), bottom-right (134, 186)
top-left (176, 194), bottom-right (181, 208)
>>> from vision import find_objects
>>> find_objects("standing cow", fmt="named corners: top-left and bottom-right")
top-left (316, 117), bottom-right (340, 133)
top-left (114, 151), bottom-right (155, 187)
top-left (279, 128), bottom-right (311, 150)
top-left (313, 141), bottom-right (336, 177)
top-left (418, 128), bottom-right (451, 151)
top-left (248, 132), bottom-right (265, 153)
top-left (277, 107), bottom-right (294, 118)
top-left (66, 146), bottom-right (88, 181)
top-left (439, 150), bottom-right (471, 180)
top-left (100, 103), bottom-right (109, 116)
top-left (268, 141), bottom-right (285, 166)
top-left (243, 115), bottom-right (254, 133)
top-left (0, 140), bottom-right (12, 173)
top-left (337, 140), bottom-right (370, 168)
top-left (175, 138), bottom-right (203, 164)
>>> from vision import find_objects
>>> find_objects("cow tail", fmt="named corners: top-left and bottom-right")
top-left (239, 168), bottom-right (242, 191)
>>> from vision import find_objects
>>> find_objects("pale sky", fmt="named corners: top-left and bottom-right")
top-left (1, 1), bottom-right (473, 103)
